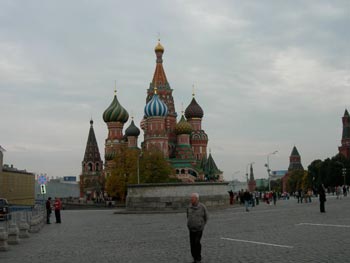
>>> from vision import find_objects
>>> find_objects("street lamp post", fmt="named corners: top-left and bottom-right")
top-left (343, 168), bottom-right (346, 186)
top-left (265, 150), bottom-right (278, 191)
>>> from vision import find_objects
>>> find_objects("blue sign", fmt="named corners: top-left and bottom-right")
top-left (38, 175), bottom-right (48, 185)
top-left (63, 176), bottom-right (76, 182)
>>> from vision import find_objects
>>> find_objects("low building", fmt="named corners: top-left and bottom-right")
top-left (0, 148), bottom-right (35, 205)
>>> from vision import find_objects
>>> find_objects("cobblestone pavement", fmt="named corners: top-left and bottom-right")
top-left (1, 195), bottom-right (350, 263)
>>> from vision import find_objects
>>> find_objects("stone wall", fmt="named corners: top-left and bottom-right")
top-left (126, 182), bottom-right (229, 211)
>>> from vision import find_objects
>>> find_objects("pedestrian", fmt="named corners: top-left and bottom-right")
top-left (243, 189), bottom-right (251, 212)
top-left (46, 197), bottom-right (52, 224)
top-left (54, 197), bottom-right (62, 223)
top-left (319, 184), bottom-right (326, 213)
top-left (228, 190), bottom-right (234, 205)
top-left (187, 193), bottom-right (208, 263)
top-left (272, 191), bottom-right (277, 206)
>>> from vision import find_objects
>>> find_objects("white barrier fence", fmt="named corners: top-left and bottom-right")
top-left (0, 205), bottom-right (45, 251)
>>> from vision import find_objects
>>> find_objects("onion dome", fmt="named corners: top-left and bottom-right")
top-left (154, 39), bottom-right (164, 53)
top-left (103, 91), bottom-right (129, 123)
top-left (175, 115), bottom-right (192, 135)
top-left (144, 88), bottom-right (168, 117)
top-left (125, 119), bottom-right (140, 137)
top-left (185, 96), bottom-right (204, 119)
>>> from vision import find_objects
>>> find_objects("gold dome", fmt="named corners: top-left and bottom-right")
top-left (154, 40), bottom-right (164, 52)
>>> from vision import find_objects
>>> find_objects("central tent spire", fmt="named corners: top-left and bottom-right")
top-left (152, 39), bottom-right (169, 89)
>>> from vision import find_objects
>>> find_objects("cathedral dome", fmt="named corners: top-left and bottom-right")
top-left (185, 97), bottom-right (204, 119)
top-left (154, 40), bottom-right (164, 53)
top-left (175, 115), bottom-right (192, 135)
top-left (144, 89), bottom-right (168, 117)
top-left (125, 119), bottom-right (140, 137)
top-left (103, 93), bottom-right (129, 123)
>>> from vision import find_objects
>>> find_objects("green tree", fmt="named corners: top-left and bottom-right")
top-left (105, 146), bottom-right (139, 201)
top-left (139, 147), bottom-right (175, 183)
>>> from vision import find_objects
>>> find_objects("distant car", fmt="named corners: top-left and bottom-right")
top-left (0, 198), bottom-right (10, 220)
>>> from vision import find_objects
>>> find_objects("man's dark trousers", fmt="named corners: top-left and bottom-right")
top-left (190, 230), bottom-right (203, 262)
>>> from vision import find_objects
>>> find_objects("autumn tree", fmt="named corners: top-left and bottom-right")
top-left (105, 146), bottom-right (139, 201)
top-left (139, 147), bottom-right (175, 183)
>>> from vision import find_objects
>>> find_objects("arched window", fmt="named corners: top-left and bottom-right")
top-left (88, 163), bottom-right (93, 171)
top-left (181, 169), bottom-right (185, 174)
top-left (96, 163), bottom-right (99, 171)
top-left (176, 169), bottom-right (179, 174)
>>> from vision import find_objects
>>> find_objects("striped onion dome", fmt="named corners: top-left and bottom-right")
top-left (175, 115), bottom-right (192, 135)
top-left (125, 119), bottom-right (140, 137)
top-left (144, 89), bottom-right (168, 117)
top-left (103, 93), bottom-right (129, 123)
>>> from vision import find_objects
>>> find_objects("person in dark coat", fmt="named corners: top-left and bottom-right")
top-left (319, 184), bottom-right (326, 213)
top-left (45, 197), bottom-right (52, 224)
top-left (187, 193), bottom-right (208, 263)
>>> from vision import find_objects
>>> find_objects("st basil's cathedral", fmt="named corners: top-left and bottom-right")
top-left (80, 40), bottom-right (223, 199)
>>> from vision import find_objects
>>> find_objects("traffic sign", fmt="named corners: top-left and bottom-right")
top-left (38, 174), bottom-right (48, 185)
top-left (40, 184), bottom-right (46, 194)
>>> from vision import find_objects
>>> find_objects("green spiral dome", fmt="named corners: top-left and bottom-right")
top-left (103, 94), bottom-right (129, 123)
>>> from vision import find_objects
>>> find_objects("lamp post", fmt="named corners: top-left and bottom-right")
top-left (343, 168), bottom-right (346, 186)
top-left (265, 150), bottom-right (278, 191)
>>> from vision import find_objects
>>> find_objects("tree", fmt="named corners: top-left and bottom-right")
top-left (287, 170), bottom-right (304, 193)
top-left (105, 146), bottom-right (139, 201)
top-left (105, 146), bottom-right (177, 201)
top-left (139, 147), bottom-right (175, 183)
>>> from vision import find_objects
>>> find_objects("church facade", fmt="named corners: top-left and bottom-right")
top-left (80, 41), bottom-right (223, 198)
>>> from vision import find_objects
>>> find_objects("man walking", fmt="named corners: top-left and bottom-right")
top-left (187, 193), bottom-right (208, 263)
top-left (319, 184), bottom-right (326, 213)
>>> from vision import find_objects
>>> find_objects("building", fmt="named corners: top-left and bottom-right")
top-left (35, 177), bottom-right (79, 200)
top-left (0, 148), bottom-right (35, 206)
top-left (282, 146), bottom-right (304, 192)
top-left (247, 163), bottom-right (256, 192)
top-left (101, 40), bottom-right (223, 183)
top-left (339, 109), bottom-right (350, 159)
top-left (79, 119), bottom-right (104, 200)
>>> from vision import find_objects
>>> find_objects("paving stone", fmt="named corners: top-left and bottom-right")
top-left (0, 195), bottom-right (349, 262)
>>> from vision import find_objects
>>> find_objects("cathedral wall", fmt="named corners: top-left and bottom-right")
top-left (126, 182), bottom-right (229, 211)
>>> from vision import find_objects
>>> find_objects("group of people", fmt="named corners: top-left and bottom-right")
top-left (45, 197), bottom-right (62, 224)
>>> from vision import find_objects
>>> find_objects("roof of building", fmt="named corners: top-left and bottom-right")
top-left (125, 119), bottom-right (141, 137)
top-left (175, 115), bottom-right (192, 135)
top-left (290, 146), bottom-right (300, 156)
top-left (103, 92), bottom-right (129, 123)
top-left (185, 96), bottom-right (204, 119)
top-left (144, 89), bottom-right (168, 117)
top-left (83, 120), bottom-right (102, 163)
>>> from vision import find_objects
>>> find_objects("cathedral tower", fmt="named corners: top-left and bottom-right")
top-left (185, 92), bottom-right (208, 161)
top-left (339, 109), bottom-right (350, 159)
top-left (288, 146), bottom-right (304, 171)
top-left (145, 40), bottom-right (177, 157)
top-left (143, 88), bottom-right (169, 157)
top-left (103, 90), bottom-right (129, 175)
top-left (125, 117), bottom-right (141, 149)
top-left (80, 119), bottom-right (103, 199)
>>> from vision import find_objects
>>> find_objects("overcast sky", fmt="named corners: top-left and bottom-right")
top-left (1, 1), bottom-right (349, 182)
